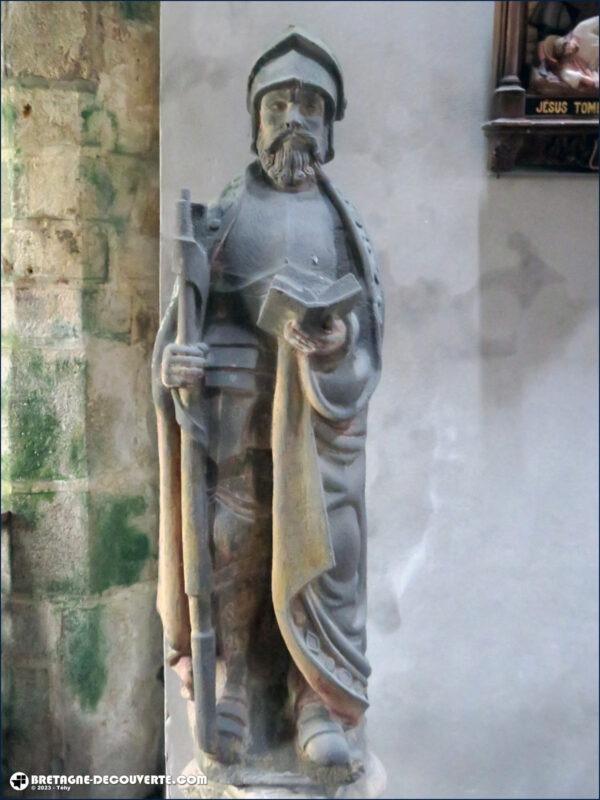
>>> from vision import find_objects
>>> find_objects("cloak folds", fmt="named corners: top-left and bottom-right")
top-left (152, 162), bottom-right (384, 726)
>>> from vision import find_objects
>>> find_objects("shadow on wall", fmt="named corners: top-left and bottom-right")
top-left (477, 178), bottom-right (597, 417)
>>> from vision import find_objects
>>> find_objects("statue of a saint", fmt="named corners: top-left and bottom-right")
top-left (153, 27), bottom-right (384, 797)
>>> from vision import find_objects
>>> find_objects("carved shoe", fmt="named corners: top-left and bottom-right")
top-left (216, 685), bottom-right (249, 764)
top-left (296, 701), bottom-right (351, 768)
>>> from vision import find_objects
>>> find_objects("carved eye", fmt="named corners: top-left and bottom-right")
top-left (269, 100), bottom-right (287, 112)
top-left (301, 98), bottom-right (319, 114)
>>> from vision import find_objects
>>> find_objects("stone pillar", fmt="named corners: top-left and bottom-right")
top-left (1, 3), bottom-right (162, 795)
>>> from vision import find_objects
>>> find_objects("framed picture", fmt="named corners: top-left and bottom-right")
top-left (484, 1), bottom-right (599, 173)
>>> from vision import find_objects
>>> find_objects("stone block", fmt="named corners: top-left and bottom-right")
top-left (80, 98), bottom-right (118, 152)
top-left (88, 491), bottom-right (156, 595)
top-left (82, 285), bottom-right (131, 341)
top-left (0, 342), bottom-right (13, 467)
top-left (2, 85), bottom-right (83, 151)
top-left (2, 220), bottom-right (109, 284)
top-left (61, 604), bottom-right (108, 714)
top-left (130, 284), bottom-right (159, 348)
top-left (2, 1), bottom-right (96, 82)
top-left (79, 153), bottom-right (157, 228)
top-left (129, 166), bottom-right (159, 237)
top-left (7, 487), bottom-right (156, 599)
top-left (57, 584), bottom-right (162, 795)
top-left (8, 598), bottom-right (61, 660)
top-left (1, 157), bottom-right (20, 222)
top-left (1, 285), bottom-right (16, 340)
top-left (12, 150), bottom-right (80, 220)
top-left (109, 227), bottom-right (159, 283)
top-left (1, 516), bottom-right (11, 597)
top-left (84, 338), bottom-right (158, 490)
top-left (5, 666), bottom-right (54, 778)
top-left (1, 89), bottom-right (18, 150)
top-left (6, 346), bottom-right (87, 483)
top-left (9, 490), bottom-right (90, 596)
top-left (97, 3), bottom-right (159, 155)
top-left (7, 285), bottom-right (82, 342)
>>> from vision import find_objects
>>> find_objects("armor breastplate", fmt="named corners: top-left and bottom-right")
top-left (204, 172), bottom-right (341, 387)
top-left (212, 173), bottom-right (339, 319)
top-left (203, 172), bottom-right (347, 472)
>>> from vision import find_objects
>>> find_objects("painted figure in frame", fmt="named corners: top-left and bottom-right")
top-left (153, 27), bottom-right (384, 796)
top-left (527, 1), bottom-right (599, 94)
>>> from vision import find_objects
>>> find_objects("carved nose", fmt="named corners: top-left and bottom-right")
top-left (285, 109), bottom-right (303, 129)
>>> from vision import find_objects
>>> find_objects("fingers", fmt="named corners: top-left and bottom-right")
top-left (168, 355), bottom-right (208, 369)
top-left (311, 336), bottom-right (344, 356)
top-left (172, 366), bottom-right (205, 381)
top-left (166, 343), bottom-right (209, 357)
top-left (162, 366), bottom-right (205, 388)
top-left (162, 342), bottom-right (208, 388)
top-left (283, 320), bottom-right (317, 354)
top-left (284, 320), bottom-right (312, 347)
top-left (283, 318), bottom-right (347, 356)
top-left (288, 334), bottom-right (317, 355)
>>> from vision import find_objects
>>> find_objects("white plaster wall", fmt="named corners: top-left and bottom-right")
top-left (161, 2), bottom-right (599, 797)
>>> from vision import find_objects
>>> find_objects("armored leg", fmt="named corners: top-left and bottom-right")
top-left (211, 496), bottom-right (271, 761)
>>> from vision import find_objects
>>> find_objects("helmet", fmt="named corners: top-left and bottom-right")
top-left (247, 26), bottom-right (346, 163)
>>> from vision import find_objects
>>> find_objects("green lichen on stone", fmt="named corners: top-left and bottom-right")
top-left (81, 103), bottom-right (118, 149)
top-left (2, 158), bottom-right (23, 216)
top-left (55, 354), bottom-right (86, 377)
top-left (80, 104), bottom-right (105, 134)
top-left (47, 576), bottom-right (85, 596)
top-left (119, 1), bottom-right (157, 23)
top-left (1, 101), bottom-right (17, 125)
top-left (10, 491), bottom-right (56, 527)
top-left (81, 161), bottom-right (116, 214)
top-left (90, 495), bottom-right (150, 593)
top-left (63, 605), bottom-right (107, 711)
top-left (69, 430), bottom-right (86, 476)
top-left (6, 346), bottom-right (87, 481)
top-left (81, 287), bottom-right (130, 342)
top-left (9, 388), bottom-right (60, 481)
top-left (50, 320), bottom-right (79, 339)
top-left (107, 215), bottom-right (126, 236)
top-left (82, 227), bottom-right (109, 283)
top-left (0, 333), bottom-right (12, 349)
top-left (1, 100), bottom-right (17, 144)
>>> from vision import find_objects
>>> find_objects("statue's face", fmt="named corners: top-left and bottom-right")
top-left (259, 86), bottom-right (327, 152)
top-left (256, 84), bottom-right (329, 190)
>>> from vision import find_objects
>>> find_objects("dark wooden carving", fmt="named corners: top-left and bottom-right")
top-left (485, 1), bottom-right (599, 173)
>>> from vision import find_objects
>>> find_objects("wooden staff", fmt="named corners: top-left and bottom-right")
top-left (174, 189), bottom-right (216, 755)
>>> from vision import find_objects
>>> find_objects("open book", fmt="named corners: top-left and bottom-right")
top-left (257, 265), bottom-right (361, 339)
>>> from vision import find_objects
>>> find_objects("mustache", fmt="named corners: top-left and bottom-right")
top-left (265, 128), bottom-right (319, 155)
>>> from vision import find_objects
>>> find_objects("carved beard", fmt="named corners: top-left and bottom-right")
top-left (257, 129), bottom-right (322, 190)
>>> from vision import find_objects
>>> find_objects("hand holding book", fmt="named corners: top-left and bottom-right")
top-left (283, 314), bottom-right (348, 356)
top-left (257, 264), bottom-right (361, 356)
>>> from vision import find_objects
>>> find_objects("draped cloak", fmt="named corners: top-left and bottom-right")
top-left (152, 162), bottom-right (384, 727)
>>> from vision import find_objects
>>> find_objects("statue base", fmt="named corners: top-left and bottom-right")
top-left (173, 750), bottom-right (386, 799)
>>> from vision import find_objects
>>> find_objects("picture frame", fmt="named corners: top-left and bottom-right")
top-left (484, 1), bottom-right (599, 173)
